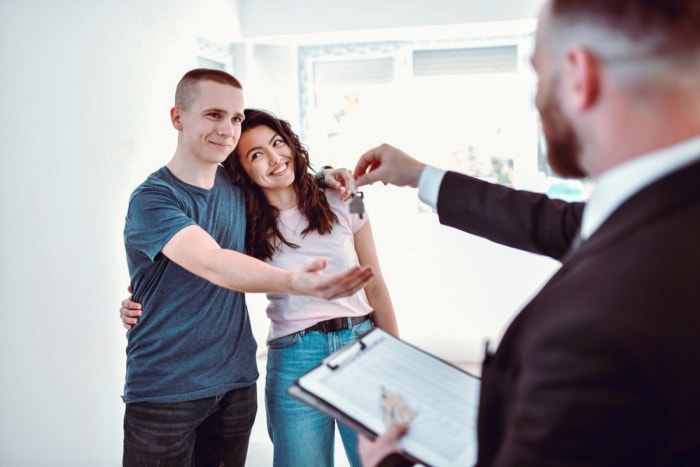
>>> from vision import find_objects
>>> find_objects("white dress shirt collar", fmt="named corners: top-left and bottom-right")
top-left (581, 135), bottom-right (700, 240)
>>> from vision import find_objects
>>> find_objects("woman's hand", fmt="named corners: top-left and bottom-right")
top-left (323, 167), bottom-right (355, 201)
top-left (120, 286), bottom-right (142, 330)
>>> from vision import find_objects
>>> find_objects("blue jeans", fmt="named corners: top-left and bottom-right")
top-left (265, 319), bottom-right (374, 467)
top-left (123, 384), bottom-right (257, 467)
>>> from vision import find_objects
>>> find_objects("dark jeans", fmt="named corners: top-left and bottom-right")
top-left (123, 384), bottom-right (257, 467)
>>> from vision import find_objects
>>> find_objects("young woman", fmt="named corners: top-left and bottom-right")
top-left (234, 108), bottom-right (399, 467)
top-left (121, 108), bottom-right (399, 466)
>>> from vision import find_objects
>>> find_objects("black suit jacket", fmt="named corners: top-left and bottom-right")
top-left (437, 159), bottom-right (700, 466)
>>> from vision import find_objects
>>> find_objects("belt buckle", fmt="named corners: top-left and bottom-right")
top-left (327, 317), bottom-right (348, 332)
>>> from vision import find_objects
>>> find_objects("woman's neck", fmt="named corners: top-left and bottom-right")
top-left (263, 185), bottom-right (298, 210)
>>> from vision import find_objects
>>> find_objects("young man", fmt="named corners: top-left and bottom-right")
top-left (354, 0), bottom-right (700, 465)
top-left (122, 68), bottom-right (373, 466)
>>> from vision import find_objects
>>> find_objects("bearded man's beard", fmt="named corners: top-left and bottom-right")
top-left (540, 97), bottom-right (587, 179)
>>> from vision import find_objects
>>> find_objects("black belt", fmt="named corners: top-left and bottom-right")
top-left (305, 314), bottom-right (372, 333)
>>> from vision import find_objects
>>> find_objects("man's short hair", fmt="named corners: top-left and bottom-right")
top-left (175, 68), bottom-right (243, 111)
top-left (549, 0), bottom-right (700, 59)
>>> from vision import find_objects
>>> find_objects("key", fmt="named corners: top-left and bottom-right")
top-left (349, 190), bottom-right (365, 218)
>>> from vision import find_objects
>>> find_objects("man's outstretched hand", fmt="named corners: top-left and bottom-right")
top-left (353, 144), bottom-right (426, 189)
top-left (292, 257), bottom-right (374, 300)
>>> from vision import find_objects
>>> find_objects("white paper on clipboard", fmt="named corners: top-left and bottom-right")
top-left (287, 327), bottom-right (481, 467)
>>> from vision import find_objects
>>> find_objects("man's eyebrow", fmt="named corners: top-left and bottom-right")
top-left (202, 107), bottom-right (228, 115)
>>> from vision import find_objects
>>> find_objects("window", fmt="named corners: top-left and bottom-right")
top-left (296, 29), bottom-right (561, 362)
top-left (300, 34), bottom-right (541, 190)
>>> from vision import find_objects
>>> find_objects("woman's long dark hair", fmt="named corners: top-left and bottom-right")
top-left (225, 108), bottom-right (338, 261)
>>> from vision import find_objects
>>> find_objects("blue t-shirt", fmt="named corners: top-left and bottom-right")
top-left (123, 165), bottom-right (258, 404)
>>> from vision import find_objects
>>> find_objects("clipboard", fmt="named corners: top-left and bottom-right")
top-left (287, 327), bottom-right (481, 467)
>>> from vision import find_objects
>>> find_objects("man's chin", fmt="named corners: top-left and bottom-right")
top-left (550, 160), bottom-right (586, 179)
top-left (546, 142), bottom-right (586, 178)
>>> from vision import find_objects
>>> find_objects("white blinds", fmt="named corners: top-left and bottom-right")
top-left (413, 45), bottom-right (518, 76)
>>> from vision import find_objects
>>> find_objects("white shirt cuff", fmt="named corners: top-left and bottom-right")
top-left (418, 165), bottom-right (447, 211)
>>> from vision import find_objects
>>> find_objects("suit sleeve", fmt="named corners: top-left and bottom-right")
top-left (436, 171), bottom-right (584, 261)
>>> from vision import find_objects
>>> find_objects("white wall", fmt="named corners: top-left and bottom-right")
top-left (0, 1), bottom-right (546, 465)
top-left (0, 0), bottom-right (242, 465)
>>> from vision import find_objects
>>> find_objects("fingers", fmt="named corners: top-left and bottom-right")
top-left (353, 144), bottom-right (400, 187)
top-left (325, 168), bottom-right (355, 200)
top-left (338, 170), bottom-right (354, 201)
top-left (121, 304), bottom-right (142, 317)
top-left (334, 170), bottom-right (354, 189)
top-left (121, 315), bottom-right (139, 330)
top-left (358, 422), bottom-right (410, 467)
top-left (121, 294), bottom-right (142, 310)
top-left (353, 149), bottom-right (383, 187)
top-left (320, 265), bottom-right (375, 300)
top-left (301, 257), bottom-right (328, 274)
top-left (354, 144), bottom-right (425, 188)
top-left (120, 306), bottom-right (141, 330)
top-left (120, 289), bottom-right (142, 330)
top-left (121, 315), bottom-right (140, 324)
top-left (353, 172), bottom-right (373, 189)
top-left (296, 259), bottom-right (374, 300)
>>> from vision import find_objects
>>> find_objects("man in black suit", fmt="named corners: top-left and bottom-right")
top-left (353, 0), bottom-right (700, 465)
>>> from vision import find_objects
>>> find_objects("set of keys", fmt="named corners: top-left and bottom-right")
top-left (349, 190), bottom-right (365, 218)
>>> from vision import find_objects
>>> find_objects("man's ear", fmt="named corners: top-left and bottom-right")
top-left (564, 46), bottom-right (600, 111)
top-left (171, 107), bottom-right (183, 131)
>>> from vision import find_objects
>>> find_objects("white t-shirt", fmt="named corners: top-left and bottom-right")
top-left (264, 189), bottom-right (372, 342)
